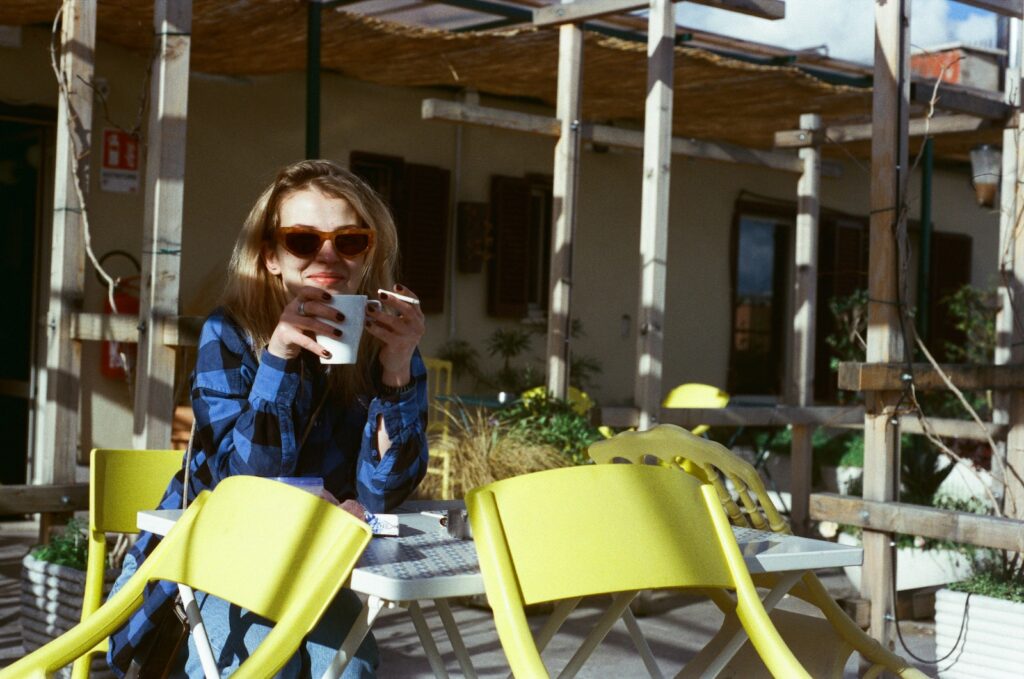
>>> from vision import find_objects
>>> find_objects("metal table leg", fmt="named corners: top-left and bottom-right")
top-left (322, 595), bottom-right (388, 679)
top-left (435, 598), bottom-right (478, 679)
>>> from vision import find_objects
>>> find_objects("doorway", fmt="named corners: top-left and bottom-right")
top-left (0, 114), bottom-right (50, 484)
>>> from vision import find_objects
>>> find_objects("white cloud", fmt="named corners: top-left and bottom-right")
top-left (675, 0), bottom-right (998, 65)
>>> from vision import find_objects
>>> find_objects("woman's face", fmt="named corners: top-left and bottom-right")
top-left (263, 187), bottom-right (368, 298)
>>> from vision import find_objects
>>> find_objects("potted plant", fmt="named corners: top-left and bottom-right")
top-left (21, 518), bottom-right (117, 678)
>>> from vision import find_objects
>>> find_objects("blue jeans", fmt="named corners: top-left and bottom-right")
top-left (172, 588), bottom-right (379, 678)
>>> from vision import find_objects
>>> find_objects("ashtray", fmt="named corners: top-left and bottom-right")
top-left (442, 508), bottom-right (472, 539)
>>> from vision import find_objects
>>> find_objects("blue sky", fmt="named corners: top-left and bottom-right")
top-left (676, 0), bottom-right (997, 64)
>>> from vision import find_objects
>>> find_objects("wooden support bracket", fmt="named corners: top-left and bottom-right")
top-left (533, 0), bottom-right (784, 27)
top-left (422, 99), bottom-right (842, 176)
top-left (910, 79), bottom-right (1012, 120)
top-left (811, 493), bottom-right (1024, 553)
top-left (0, 484), bottom-right (89, 514)
top-left (954, 0), bottom-right (1023, 18)
top-left (838, 361), bottom-right (1024, 391)
top-left (774, 114), bottom-right (992, 148)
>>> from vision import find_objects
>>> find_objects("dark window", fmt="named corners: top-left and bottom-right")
top-left (729, 214), bottom-right (791, 395)
top-left (928, 231), bottom-right (973, 359)
top-left (488, 174), bottom-right (552, 319)
top-left (350, 152), bottom-right (450, 314)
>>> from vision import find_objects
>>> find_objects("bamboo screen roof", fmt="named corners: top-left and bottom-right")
top-left (2, 1), bottom-right (1001, 160)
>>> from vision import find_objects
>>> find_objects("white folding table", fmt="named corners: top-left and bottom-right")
top-left (138, 507), bottom-right (862, 679)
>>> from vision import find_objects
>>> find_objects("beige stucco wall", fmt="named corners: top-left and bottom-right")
top-left (1, 25), bottom-right (1000, 461)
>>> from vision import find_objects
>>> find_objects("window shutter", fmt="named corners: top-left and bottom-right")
top-left (399, 163), bottom-right (450, 314)
top-left (488, 175), bottom-right (532, 318)
top-left (928, 231), bottom-right (972, 359)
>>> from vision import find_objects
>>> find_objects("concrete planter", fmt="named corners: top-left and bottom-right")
top-left (837, 532), bottom-right (973, 591)
top-left (21, 553), bottom-right (117, 678)
top-left (936, 588), bottom-right (1024, 678)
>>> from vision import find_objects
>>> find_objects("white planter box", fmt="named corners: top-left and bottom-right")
top-left (21, 553), bottom-right (117, 678)
top-left (936, 588), bottom-right (1024, 678)
top-left (837, 532), bottom-right (973, 591)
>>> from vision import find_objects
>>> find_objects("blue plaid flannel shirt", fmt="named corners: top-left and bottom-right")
top-left (107, 308), bottom-right (429, 675)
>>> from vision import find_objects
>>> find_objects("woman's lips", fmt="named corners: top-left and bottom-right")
top-left (307, 274), bottom-right (345, 286)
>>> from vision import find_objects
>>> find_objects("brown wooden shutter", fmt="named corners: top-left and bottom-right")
top-left (398, 163), bottom-right (450, 314)
top-left (349, 151), bottom-right (404, 209)
top-left (928, 231), bottom-right (972, 360)
top-left (488, 175), bottom-right (531, 318)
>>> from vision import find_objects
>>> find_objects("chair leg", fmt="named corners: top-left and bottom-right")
top-left (621, 607), bottom-right (665, 679)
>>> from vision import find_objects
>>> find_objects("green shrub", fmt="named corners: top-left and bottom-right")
top-left (32, 518), bottom-right (91, 571)
top-left (496, 391), bottom-right (602, 465)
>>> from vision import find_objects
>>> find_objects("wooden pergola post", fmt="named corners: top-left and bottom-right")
top-left (546, 13), bottom-right (583, 401)
top-left (996, 13), bottom-right (1024, 520)
top-left (36, 0), bottom-right (95, 494)
top-left (863, 0), bottom-right (911, 646)
top-left (788, 113), bottom-right (822, 536)
top-left (133, 0), bottom-right (192, 450)
top-left (635, 0), bottom-right (675, 431)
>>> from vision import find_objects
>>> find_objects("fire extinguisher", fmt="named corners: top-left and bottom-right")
top-left (99, 250), bottom-right (141, 381)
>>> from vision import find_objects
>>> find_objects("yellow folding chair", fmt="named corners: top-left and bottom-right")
top-left (423, 357), bottom-right (454, 499)
top-left (467, 463), bottom-right (811, 678)
top-left (599, 382), bottom-right (728, 439)
top-left (4, 475), bottom-right (372, 679)
top-left (71, 448), bottom-right (183, 679)
top-left (589, 424), bottom-right (927, 679)
top-left (661, 383), bottom-right (730, 437)
top-left (520, 385), bottom-right (595, 416)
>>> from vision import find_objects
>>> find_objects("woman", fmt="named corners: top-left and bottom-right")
top-left (108, 160), bottom-right (429, 677)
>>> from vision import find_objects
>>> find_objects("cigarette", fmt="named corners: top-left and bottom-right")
top-left (379, 288), bottom-right (420, 305)
top-left (420, 511), bottom-right (446, 519)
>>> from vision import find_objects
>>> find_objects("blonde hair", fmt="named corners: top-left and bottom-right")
top-left (222, 159), bottom-right (399, 400)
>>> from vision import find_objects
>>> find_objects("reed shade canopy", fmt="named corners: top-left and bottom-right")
top-left (0, 0), bottom-right (1002, 160)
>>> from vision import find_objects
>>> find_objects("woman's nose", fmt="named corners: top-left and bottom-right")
top-left (316, 238), bottom-right (341, 261)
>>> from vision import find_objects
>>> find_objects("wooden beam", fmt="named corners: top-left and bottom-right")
top-left (422, 99), bottom-right (843, 177)
top-left (788, 112), bottom-right (822, 536)
top-left (0, 484), bottom-right (89, 514)
top-left (36, 0), bottom-right (95, 486)
top-left (660, 406), bottom-right (863, 427)
top-left (70, 312), bottom-right (202, 347)
top-left (774, 114), bottom-right (993, 149)
top-left (810, 493), bottom-right (1024, 553)
top-left (838, 361), bottom-right (1024, 391)
top-left (133, 0), bottom-right (192, 450)
top-left (546, 19), bottom-right (583, 401)
top-left (955, 0), bottom-right (1023, 18)
top-left (898, 416), bottom-right (1007, 441)
top-left (533, 0), bottom-right (785, 27)
top-left (910, 79), bottom-right (1012, 120)
top-left (635, 0), bottom-right (674, 431)
top-left (863, 0), bottom-right (910, 646)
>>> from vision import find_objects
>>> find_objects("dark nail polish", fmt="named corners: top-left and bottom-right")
top-left (333, 329), bottom-right (342, 337)
top-left (380, 291), bottom-right (389, 300)
top-left (366, 304), bottom-right (376, 313)
top-left (322, 292), bottom-right (331, 301)
top-left (395, 283), bottom-right (404, 291)
top-left (336, 312), bottom-right (345, 322)
top-left (366, 319), bottom-right (373, 327)
top-left (322, 350), bottom-right (332, 358)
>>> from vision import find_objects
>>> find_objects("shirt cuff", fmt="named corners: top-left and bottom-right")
top-left (251, 350), bottom-right (302, 405)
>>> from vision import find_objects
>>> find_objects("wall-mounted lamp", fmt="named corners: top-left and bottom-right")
top-left (969, 144), bottom-right (1001, 208)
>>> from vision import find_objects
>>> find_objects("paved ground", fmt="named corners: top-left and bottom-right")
top-left (0, 520), bottom-right (941, 677)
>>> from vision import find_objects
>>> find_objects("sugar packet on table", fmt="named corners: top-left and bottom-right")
top-left (364, 510), bottom-right (399, 536)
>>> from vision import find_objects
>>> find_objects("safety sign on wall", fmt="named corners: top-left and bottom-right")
top-left (100, 128), bottom-right (140, 193)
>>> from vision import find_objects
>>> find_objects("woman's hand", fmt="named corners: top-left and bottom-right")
top-left (316, 489), bottom-right (367, 523)
top-left (266, 286), bottom-right (345, 361)
top-left (365, 285), bottom-right (425, 387)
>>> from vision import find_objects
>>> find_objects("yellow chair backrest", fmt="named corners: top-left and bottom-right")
top-left (520, 385), bottom-right (594, 416)
top-left (423, 357), bottom-right (453, 440)
top-left (661, 383), bottom-right (730, 437)
top-left (589, 423), bottom-right (788, 534)
top-left (467, 464), bottom-right (809, 678)
top-left (6, 476), bottom-right (372, 679)
top-left (73, 448), bottom-right (183, 679)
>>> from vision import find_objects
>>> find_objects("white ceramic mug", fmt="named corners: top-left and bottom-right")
top-left (316, 294), bottom-right (381, 364)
